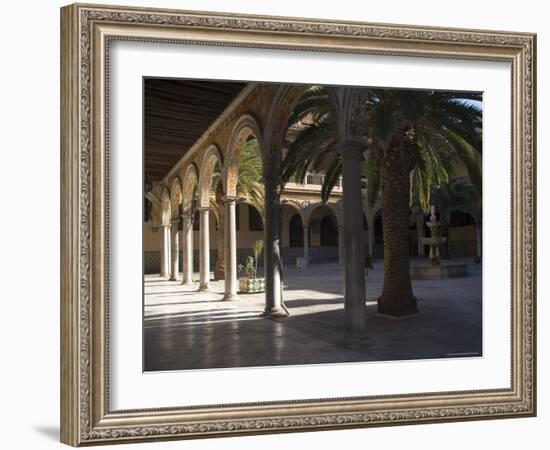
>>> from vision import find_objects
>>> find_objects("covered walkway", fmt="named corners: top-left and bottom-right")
top-left (144, 260), bottom-right (482, 371)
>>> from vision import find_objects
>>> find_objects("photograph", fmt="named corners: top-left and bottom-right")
top-left (57, 2), bottom-right (536, 445)
top-left (142, 78), bottom-right (483, 372)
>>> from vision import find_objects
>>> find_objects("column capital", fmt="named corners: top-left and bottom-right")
top-left (170, 219), bottom-right (179, 226)
top-left (197, 206), bottom-right (210, 213)
top-left (160, 223), bottom-right (171, 229)
top-left (221, 195), bottom-right (239, 203)
top-left (336, 139), bottom-right (366, 159)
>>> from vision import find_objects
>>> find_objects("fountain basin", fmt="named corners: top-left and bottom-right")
top-left (421, 236), bottom-right (447, 246)
top-left (410, 261), bottom-right (468, 280)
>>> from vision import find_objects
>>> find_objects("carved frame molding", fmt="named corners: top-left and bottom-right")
top-left (60, 3), bottom-right (536, 446)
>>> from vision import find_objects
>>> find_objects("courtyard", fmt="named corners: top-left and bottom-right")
top-left (144, 259), bottom-right (482, 372)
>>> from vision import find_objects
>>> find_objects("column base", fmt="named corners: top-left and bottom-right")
top-left (261, 306), bottom-right (289, 318)
top-left (160, 273), bottom-right (170, 278)
top-left (181, 280), bottom-right (195, 287)
top-left (199, 284), bottom-right (210, 291)
top-left (222, 294), bottom-right (239, 301)
top-left (169, 276), bottom-right (180, 282)
top-left (343, 331), bottom-right (371, 348)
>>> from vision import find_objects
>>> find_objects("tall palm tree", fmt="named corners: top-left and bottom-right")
top-left (282, 86), bottom-right (482, 316)
top-left (211, 138), bottom-right (264, 279)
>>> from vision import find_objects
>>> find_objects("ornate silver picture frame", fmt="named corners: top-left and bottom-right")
top-left (60, 3), bottom-right (536, 446)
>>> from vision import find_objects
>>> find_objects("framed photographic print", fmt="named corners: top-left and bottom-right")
top-left (60, 2), bottom-right (537, 446)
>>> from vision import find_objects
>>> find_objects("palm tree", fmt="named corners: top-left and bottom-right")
top-left (282, 86), bottom-right (482, 316)
top-left (211, 138), bottom-right (264, 279)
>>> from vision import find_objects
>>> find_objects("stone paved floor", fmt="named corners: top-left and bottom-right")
top-left (144, 259), bottom-right (482, 371)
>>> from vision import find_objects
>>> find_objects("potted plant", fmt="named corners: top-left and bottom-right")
top-left (238, 240), bottom-right (265, 293)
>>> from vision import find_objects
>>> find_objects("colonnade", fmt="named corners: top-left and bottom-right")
top-left (154, 85), bottom-right (378, 338)
top-left (158, 202), bottom-right (241, 301)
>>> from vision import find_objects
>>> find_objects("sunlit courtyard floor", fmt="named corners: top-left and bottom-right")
top-left (144, 259), bottom-right (482, 372)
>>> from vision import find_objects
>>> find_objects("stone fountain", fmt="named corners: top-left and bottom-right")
top-left (424, 205), bottom-right (446, 266)
top-left (409, 206), bottom-right (468, 280)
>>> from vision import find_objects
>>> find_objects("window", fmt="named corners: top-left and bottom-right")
top-left (320, 215), bottom-right (338, 247)
top-left (289, 214), bottom-right (303, 247)
top-left (144, 198), bottom-right (152, 222)
top-left (248, 205), bottom-right (264, 231)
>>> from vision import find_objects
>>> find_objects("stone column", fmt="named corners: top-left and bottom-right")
top-left (338, 224), bottom-right (344, 264)
top-left (475, 220), bottom-right (482, 260)
top-left (169, 220), bottom-right (179, 281)
top-left (223, 197), bottom-right (238, 300)
top-left (199, 207), bottom-right (210, 290)
top-left (340, 141), bottom-right (367, 337)
top-left (416, 216), bottom-right (425, 257)
top-left (303, 225), bottom-right (310, 267)
top-left (181, 213), bottom-right (194, 285)
top-left (159, 224), bottom-right (171, 278)
top-left (263, 174), bottom-right (287, 317)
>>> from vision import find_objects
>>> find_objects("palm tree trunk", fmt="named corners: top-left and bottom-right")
top-left (377, 146), bottom-right (418, 316)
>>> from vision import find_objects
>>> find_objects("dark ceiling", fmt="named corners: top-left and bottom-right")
top-left (144, 78), bottom-right (247, 182)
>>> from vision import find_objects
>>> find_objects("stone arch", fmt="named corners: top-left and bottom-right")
top-left (303, 202), bottom-right (341, 227)
top-left (144, 191), bottom-right (160, 207)
top-left (263, 85), bottom-right (309, 177)
top-left (223, 113), bottom-right (264, 198)
top-left (160, 187), bottom-right (171, 226)
top-left (280, 198), bottom-right (305, 223)
top-left (446, 207), bottom-right (480, 226)
top-left (239, 199), bottom-right (266, 224)
top-left (181, 163), bottom-right (199, 215)
top-left (198, 144), bottom-right (223, 208)
top-left (170, 177), bottom-right (183, 220)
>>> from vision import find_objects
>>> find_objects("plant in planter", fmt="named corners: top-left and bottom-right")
top-left (238, 239), bottom-right (265, 293)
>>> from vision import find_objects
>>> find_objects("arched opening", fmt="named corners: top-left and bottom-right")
top-left (248, 204), bottom-right (264, 231)
top-left (222, 118), bottom-right (265, 287)
top-left (280, 202), bottom-right (303, 266)
top-left (158, 188), bottom-right (172, 278)
top-left (208, 165), bottom-right (225, 280)
top-left (234, 202), bottom-right (265, 274)
top-left (320, 215), bottom-right (338, 247)
top-left (289, 214), bottom-right (304, 248)
top-left (144, 198), bottom-right (152, 222)
top-left (307, 204), bottom-right (340, 263)
top-left (448, 210), bottom-right (477, 257)
top-left (160, 188), bottom-right (171, 226)
top-left (198, 146), bottom-right (223, 287)
top-left (223, 116), bottom-right (264, 201)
